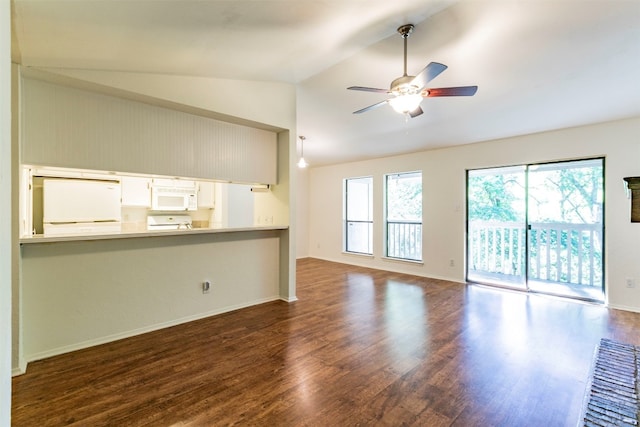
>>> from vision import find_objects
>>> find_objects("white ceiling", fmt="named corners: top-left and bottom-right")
top-left (11, 0), bottom-right (640, 166)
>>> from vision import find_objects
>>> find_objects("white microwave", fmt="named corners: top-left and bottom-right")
top-left (151, 186), bottom-right (197, 211)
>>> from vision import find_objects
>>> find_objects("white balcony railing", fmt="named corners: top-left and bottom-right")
top-left (468, 220), bottom-right (602, 287)
top-left (387, 220), bottom-right (422, 261)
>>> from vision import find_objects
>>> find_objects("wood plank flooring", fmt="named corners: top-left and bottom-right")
top-left (12, 258), bottom-right (640, 426)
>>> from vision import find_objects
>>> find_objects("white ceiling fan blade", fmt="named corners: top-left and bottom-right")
top-left (347, 86), bottom-right (390, 94)
top-left (409, 106), bottom-right (423, 118)
top-left (410, 62), bottom-right (447, 90)
top-left (353, 99), bottom-right (389, 114)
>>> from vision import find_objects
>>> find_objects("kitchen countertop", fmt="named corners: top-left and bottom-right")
top-left (19, 225), bottom-right (289, 244)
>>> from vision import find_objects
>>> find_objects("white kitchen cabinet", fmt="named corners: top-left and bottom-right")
top-left (197, 181), bottom-right (216, 208)
top-left (226, 183), bottom-right (254, 227)
top-left (121, 176), bottom-right (152, 207)
top-left (152, 178), bottom-right (196, 189)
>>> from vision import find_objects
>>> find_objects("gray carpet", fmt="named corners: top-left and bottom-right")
top-left (580, 338), bottom-right (639, 426)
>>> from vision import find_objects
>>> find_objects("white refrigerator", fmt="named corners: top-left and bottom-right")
top-left (43, 178), bottom-right (122, 235)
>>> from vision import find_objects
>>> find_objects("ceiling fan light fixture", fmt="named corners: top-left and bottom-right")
top-left (348, 24), bottom-right (477, 118)
top-left (389, 93), bottom-right (423, 114)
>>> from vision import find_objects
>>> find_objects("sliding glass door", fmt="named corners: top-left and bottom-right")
top-left (527, 159), bottom-right (604, 300)
top-left (467, 166), bottom-right (527, 288)
top-left (467, 159), bottom-right (604, 302)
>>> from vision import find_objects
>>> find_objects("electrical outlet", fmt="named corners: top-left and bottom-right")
top-left (625, 278), bottom-right (635, 288)
top-left (202, 281), bottom-right (211, 294)
top-left (449, 259), bottom-right (455, 267)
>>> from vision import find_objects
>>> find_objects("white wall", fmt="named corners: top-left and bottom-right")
top-left (296, 167), bottom-right (310, 258)
top-left (1, 0), bottom-right (11, 423)
top-left (27, 67), bottom-right (296, 228)
top-left (21, 77), bottom-right (279, 184)
top-left (14, 68), bottom-right (298, 372)
top-left (308, 117), bottom-right (640, 311)
top-left (21, 232), bottom-right (281, 361)
top-left (35, 68), bottom-right (295, 131)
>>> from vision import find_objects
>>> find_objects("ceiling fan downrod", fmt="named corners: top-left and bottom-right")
top-left (390, 24), bottom-right (417, 93)
top-left (398, 24), bottom-right (414, 77)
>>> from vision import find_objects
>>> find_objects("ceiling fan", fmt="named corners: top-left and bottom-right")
top-left (348, 24), bottom-right (478, 118)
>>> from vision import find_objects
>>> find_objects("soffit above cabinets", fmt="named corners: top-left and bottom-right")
top-left (21, 76), bottom-right (278, 185)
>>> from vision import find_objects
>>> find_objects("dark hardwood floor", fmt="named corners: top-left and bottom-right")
top-left (12, 258), bottom-right (640, 426)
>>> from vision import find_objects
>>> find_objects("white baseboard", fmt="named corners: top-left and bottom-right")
top-left (12, 358), bottom-right (27, 377)
top-left (607, 303), bottom-right (640, 313)
top-left (23, 296), bottom-right (281, 367)
top-left (309, 255), bottom-right (466, 285)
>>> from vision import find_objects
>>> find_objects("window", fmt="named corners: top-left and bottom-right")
top-left (344, 177), bottom-right (373, 254)
top-left (385, 171), bottom-right (422, 261)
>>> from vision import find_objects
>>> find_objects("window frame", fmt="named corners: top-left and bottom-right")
top-left (384, 171), bottom-right (423, 262)
top-left (344, 176), bottom-right (374, 255)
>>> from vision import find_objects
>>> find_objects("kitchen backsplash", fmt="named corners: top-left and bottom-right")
top-left (121, 206), bottom-right (214, 232)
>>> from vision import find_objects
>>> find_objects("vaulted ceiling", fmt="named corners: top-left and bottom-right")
top-left (11, 0), bottom-right (640, 166)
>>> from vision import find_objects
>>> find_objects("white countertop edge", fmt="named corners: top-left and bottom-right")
top-left (19, 225), bottom-right (289, 245)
